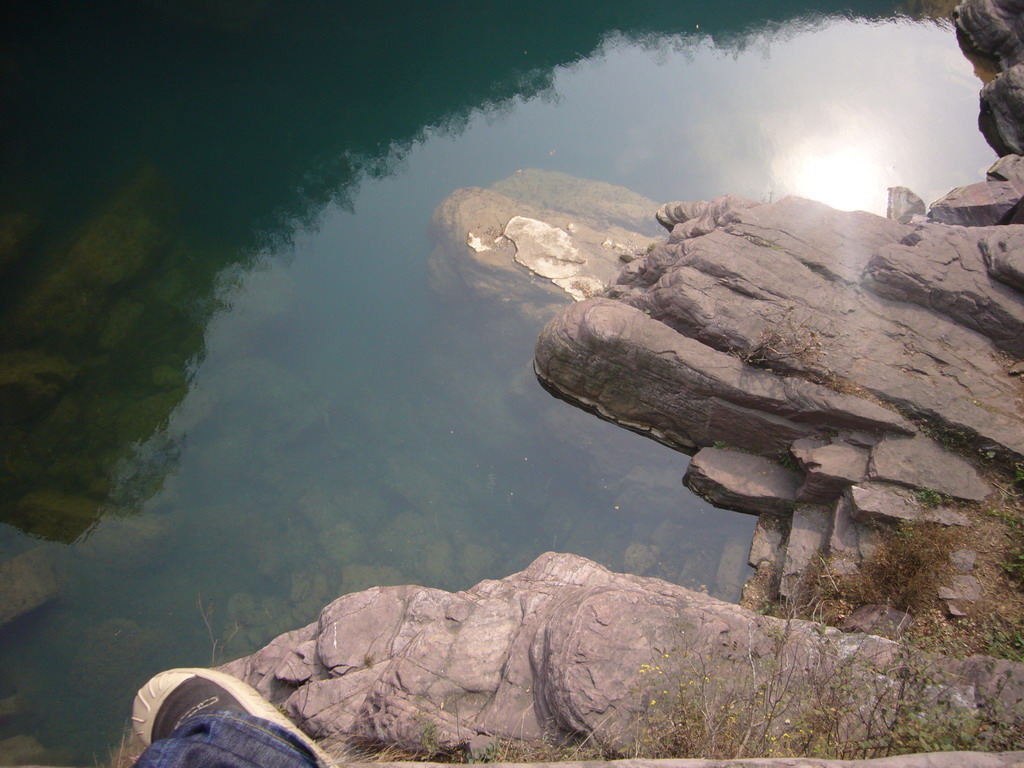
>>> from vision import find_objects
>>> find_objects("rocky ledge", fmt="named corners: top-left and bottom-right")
top-left (533, 164), bottom-right (1024, 606)
top-left (222, 552), bottom-right (1024, 762)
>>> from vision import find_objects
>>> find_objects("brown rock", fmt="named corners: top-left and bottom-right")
top-left (791, 438), bottom-right (869, 503)
top-left (927, 180), bottom-right (1021, 226)
top-left (866, 434), bottom-right (990, 502)
top-left (847, 483), bottom-right (970, 527)
top-left (842, 605), bottom-right (912, 636)
top-left (683, 448), bottom-right (799, 516)
top-left (0, 351), bottom-right (78, 425)
top-left (534, 298), bottom-right (915, 455)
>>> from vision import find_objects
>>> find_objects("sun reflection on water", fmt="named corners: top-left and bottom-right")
top-left (788, 144), bottom-right (890, 212)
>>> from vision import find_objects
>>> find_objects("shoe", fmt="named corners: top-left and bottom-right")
top-left (131, 667), bottom-right (331, 765)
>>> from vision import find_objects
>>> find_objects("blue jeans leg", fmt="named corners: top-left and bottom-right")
top-left (134, 711), bottom-right (324, 768)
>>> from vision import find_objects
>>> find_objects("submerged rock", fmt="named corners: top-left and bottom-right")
top-left (0, 548), bottom-right (59, 629)
top-left (12, 490), bottom-right (100, 544)
top-left (2, 166), bottom-right (174, 346)
top-left (0, 350), bottom-right (78, 425)
top-left (0, 212), bottom-right (39, 279)
top-left (428, 169), bottom-right (660, 321)
top-left (221, 552), bottom-right (1024, 754)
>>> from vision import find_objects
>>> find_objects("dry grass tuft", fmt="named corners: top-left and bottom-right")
top-left (842, 521), bottom-right (961, 613)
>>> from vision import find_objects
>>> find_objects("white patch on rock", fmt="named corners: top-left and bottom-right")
top-left (466, 232), bottom-right (491, 253)
top-left (553, 275), bottom-right (606, 302)
top-left (504, 216), bottom-right (584, 279)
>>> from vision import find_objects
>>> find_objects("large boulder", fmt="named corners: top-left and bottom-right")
top-left (955, 0), bottom-right (1024, 155)
top-left (927, 180), bottom-right (1021, 225)
top-left (221, 552), bottom-right (1024, 755)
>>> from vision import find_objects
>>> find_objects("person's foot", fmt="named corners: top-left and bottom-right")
top-left (131, 667), bottom-right (331, 764)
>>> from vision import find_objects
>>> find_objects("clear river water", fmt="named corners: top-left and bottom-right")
top-left (0, 0), bottom-right (996, 762)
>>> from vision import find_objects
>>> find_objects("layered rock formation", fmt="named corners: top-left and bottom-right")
top-left (222, 552), bottom-right (1024, 757)
top-left (532, 177), bottom-right (1024, 604)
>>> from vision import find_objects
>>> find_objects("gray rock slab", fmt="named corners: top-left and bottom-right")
top-left (981, 62), bottom-right (1024, 156)
top-left (842, 604), bottom-right (912, 636)
top-left (829, 493), bottom-right (871, 564)
top-left (748, 513), bottom-right (787, 568)
top-left (987, 154), bottom-right (1024, 193)
top-left (780, 504), bottom-right (831, 598)
top-left (956, 0), bottom-right (1024, 156)
top-left (955, 0), bottom-right (1024, 65)
top-left (848, 483), bottom-right (970, 527)
top-left (684, 448), bottom-right (799, 516)
top-left (938, 574), bottom-right (983, 602)
top-left (0, 548), bottom-right (59, 628)
top-left (867, 434), bottom-right (990, 502)
top-left (952, 548), bottom-right (979, 573)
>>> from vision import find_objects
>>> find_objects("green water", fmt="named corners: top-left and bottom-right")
top-left (0, 1), bottom-right (996, 762)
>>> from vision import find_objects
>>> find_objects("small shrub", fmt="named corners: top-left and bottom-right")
top-left (778, 449), bottom-right (800, 472)
top-left (984, 616), bottom-right (1024, 662)
top-left (988, 505), bottom-right (1024, 588)
top-left (914, 488), bottom-right (944, 508)
top-left (628, 627), bottom-right (1022, 760)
